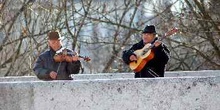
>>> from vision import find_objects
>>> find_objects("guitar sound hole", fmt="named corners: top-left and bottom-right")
top-left (142, 50), bottom-right (148, 55)
top-left (143, 49), bottom-right (149, 54)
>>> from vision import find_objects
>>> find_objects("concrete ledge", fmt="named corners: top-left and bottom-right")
top-left (165, 70), bottom-right (220, 77)
top-left (0, 70), bottom-right (219, 82)
top-left (0, 76), bottom-right (220, 110)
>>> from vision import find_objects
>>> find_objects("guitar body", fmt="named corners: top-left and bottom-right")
top-left (129, 44), bottom-right (155, 72)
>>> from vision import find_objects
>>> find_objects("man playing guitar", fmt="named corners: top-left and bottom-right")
top-left (122, 25), bottom-right (170, 78)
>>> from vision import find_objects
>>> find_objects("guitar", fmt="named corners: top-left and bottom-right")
top-left (129, 28), bottom-right (178, 72)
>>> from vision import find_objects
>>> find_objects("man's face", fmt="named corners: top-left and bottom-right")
top-left (48, 39), bottom-right (61, 51)
top-left (142, 33), bottom-right (155, 44)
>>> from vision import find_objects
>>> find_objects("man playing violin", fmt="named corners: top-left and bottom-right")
top-left (122, 25), bottom-right (170, 78)
top-left (33, 30), bottom-right (80, 80)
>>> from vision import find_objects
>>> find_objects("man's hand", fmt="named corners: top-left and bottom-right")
top-left (49, 71), bottom-right (57, 79)
top-left (154, 40), bottom-right (162, 47)
top-left (130, 55), bottom-right (137, 61)
top-left (72, 56), bottom-right (79, 61)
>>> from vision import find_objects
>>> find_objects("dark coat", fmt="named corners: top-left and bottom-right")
top-left (33, 48), bottom-right (81, 80)
top-left (122, 39), bottom-right (170, 78)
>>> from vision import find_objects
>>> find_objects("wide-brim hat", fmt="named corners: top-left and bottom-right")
top-left (47, 31), bottom-right (62, 40)
top-left (142, 25), bottom-right (156, 34)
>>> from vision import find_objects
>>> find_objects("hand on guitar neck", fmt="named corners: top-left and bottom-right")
top-left (129, 40), bottom-right (162, 62)
top-left (153, 40), bottom-right (162, 47)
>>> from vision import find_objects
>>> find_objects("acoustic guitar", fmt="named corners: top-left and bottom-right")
top-left (129, 28), bottom-right (178, 72)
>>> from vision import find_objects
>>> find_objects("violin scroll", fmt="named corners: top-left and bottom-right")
top-left (79, 56), bottom-right (91, 62)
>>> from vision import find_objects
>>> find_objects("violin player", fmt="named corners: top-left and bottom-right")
top-left (33, 30), bottom-right (81, 80)
top-left (122, 25), bottom-right (170, 78)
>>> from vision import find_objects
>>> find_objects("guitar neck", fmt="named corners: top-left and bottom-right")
top-left (149, 37), bottom-right (163, 49)
top-left (158, 28), bottom-right (178, 42)
top-left (157, 34), bottom-right (167, 41)
top-left (150, 31), bottom-right (176, 49)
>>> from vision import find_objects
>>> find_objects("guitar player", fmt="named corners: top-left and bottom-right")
top-left (122, 25), bottom-right (170, 78)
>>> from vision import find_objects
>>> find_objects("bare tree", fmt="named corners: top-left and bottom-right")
top-left (0, 0), bottom-right (219, 77)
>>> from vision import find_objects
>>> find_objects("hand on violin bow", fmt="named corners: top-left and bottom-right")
top-left (49, 71), bottom-right (57, 79)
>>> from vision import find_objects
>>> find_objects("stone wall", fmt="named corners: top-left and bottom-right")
top-left (0, 75), bottom-right (220, 110)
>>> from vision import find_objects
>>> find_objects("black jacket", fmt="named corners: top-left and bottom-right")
top-left (122, 39), bottom-right (170, 78)
top-left (33, 48), bottom-right (81, 80)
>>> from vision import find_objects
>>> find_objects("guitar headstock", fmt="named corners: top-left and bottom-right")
top-left (165, 27), bottom-right (178, 37)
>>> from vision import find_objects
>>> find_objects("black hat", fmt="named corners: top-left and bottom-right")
top-left (47, 31), bottom-right (61, 40)
top-left (142, 25), bottom-right (156, 34)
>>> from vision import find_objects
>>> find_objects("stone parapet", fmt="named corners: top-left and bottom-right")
top-left (0, 76), bottom-right (220, 110)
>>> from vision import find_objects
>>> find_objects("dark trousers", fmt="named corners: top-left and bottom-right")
top-left (134, 67), bottom-right (162, 78)
top-left (135, 72), bottom-right (155, 78)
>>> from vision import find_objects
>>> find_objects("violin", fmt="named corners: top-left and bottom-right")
top-left (53, 48), bottom-right (91, 62)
